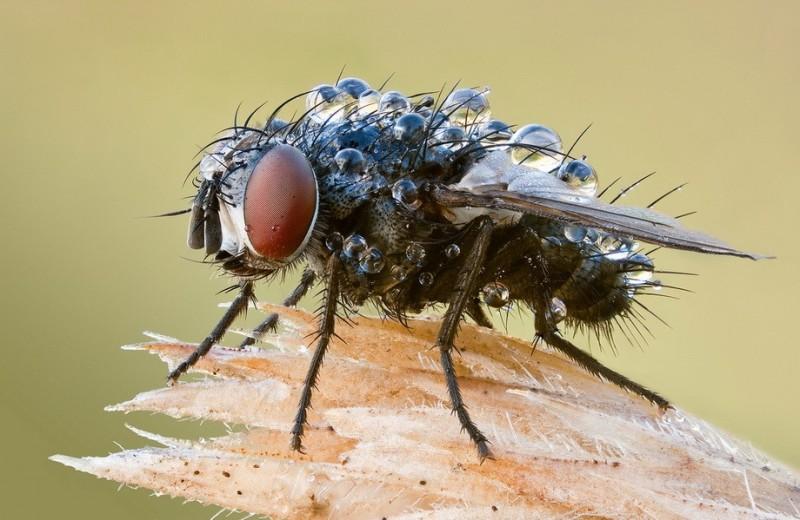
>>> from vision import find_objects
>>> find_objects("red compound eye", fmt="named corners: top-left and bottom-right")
top-left (244, 144), bottom-right (318, 260)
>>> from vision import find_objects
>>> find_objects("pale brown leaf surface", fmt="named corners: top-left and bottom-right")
top-left (52, 304), bottom-right (800, 519)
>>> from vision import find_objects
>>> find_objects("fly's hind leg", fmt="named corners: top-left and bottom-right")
top-left (435, 216), bottom-right (495, 461)
top-left (167, 280), bottom-right (255, 384)
top-left (237, 268), bottom-right (316, 349)
top-left (533, 308), bottom-right (670, 409)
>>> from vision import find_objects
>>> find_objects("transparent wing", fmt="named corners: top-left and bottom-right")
top-left (431, 159), bottom-right (764, 259)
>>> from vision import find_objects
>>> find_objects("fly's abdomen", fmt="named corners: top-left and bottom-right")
top-left (535, 224), bottom-right (659, 335)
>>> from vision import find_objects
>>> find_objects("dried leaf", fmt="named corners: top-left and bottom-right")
top-left (52, 304), bottom-right (800, 519)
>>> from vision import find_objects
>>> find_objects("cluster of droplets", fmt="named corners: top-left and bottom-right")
top-left (305, 79), bottom-right (600, 200)
top-left (326, 232), bottom-right (386, 275)
top-left (573, 227), bottom-right (658, 295)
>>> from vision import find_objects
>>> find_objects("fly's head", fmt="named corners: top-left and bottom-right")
top-left (188, 132), bottom-right (321, 278)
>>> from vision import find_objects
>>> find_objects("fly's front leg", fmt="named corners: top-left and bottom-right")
top-left (167, 280), bottom-right (254, 384)
top-left (290, 254), bottom-right (341, 453)
top-left (237, 268), bottom-right (316, 349)
top-left (436, 216), bottom-right (495, 461)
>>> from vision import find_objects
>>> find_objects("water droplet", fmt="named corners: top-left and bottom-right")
top-left (418, 271), bottom-right (434, 286)
top-left (563, 225), bottom-right (587, 243)
top-left (405, 243), bottom-right (426, 265)
top-left (271, 224), bottom-right (280, 232)
top-left (391, 264), bottom-right (410, 281)
top-left (482, 281), bottom-right (510, 308)
top-left (306, 84), bottom-right (349, 123)
top-left (549, 297), bottom-right (567, 322)
top-left (443, 88), bottom-right (491, 127)
top-left (510, 124), bottom-right (563, 172)
top-left (598, 234), bottom-right (621, 253)
top-left (379, 91), bottom-right (411, 115)
top-left (624, 253), bottom-right (654, 283)
top-left (434, 126), bottom-right (467, 149)
top-left (334, 148), bottom-right (365, 175)
top-left (325, 232), bottom-right (343, 251)
top-left (391, 178), bottom-right (421, 209)
top-left (444, 243), bottom-right (461, 259)
top-left (584, 228), bottom-right (600, 245)
top-left (359, 247), bottom-right (385, 274)
top-left (557, 159), bottom-right (598, 196)
top-left (478, 119), bottom-right (513, 143)
top-left (343, 234), bottom-right (367, 258)
top-left (336, 77), bottom-right (370, 99)
top-left (393, 113), bottom-right (426, 142)
top-left (357, 89), bottom-right (381, 117)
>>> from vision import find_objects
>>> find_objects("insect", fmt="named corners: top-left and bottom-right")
top-left (166, 77), bottom-right (762, 460)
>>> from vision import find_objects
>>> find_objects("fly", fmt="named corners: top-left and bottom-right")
top-left (164, 77), bottom-right (764, 460)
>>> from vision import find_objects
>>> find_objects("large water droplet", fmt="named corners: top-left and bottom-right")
top-left (379, 91), bottom-right (411, 115)
top-left (418, 271), bottom-right (434, 286)
top-left (444, 243), bottom-right (461, 259)
top-left (443, 88), bottom-right (491, 127)
top-left (336, 77), bottom-right (370, 99)
top-left (558, 159), bottom-right (598, 196)
top-left (306, 85), bottom-right (349, 124)
top-left (334, 148), bottom-right (365, 175)
top-left (482, 281), bottom-right (510, 308)
top-left (510, 124), bottom-right (563, 172)
top-left (393, 113), bottom-right (426, 142)
top-left (343, 234), bottom-right (367, 258)
top-left (392, 178), bottom-right (420, 209)
top-left (405, 243), bottom-right (426, 265)
top-left (359, 247), bottom-right (385, 274)
top-left (549, 297), bottom-right (567, 322)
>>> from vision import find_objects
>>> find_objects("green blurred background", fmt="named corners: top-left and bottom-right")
top-left (1, 1), bottom-right (797, 517)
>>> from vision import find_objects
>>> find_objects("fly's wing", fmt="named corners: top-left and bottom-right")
top-left (430, 154), bottom-right (764, 259)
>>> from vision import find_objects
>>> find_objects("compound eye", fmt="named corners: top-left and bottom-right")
top-left (244, 144), bottom-right (318, 261)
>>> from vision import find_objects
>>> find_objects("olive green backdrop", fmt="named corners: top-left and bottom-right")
top-left (1, 1), bottom-right (797, 518)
